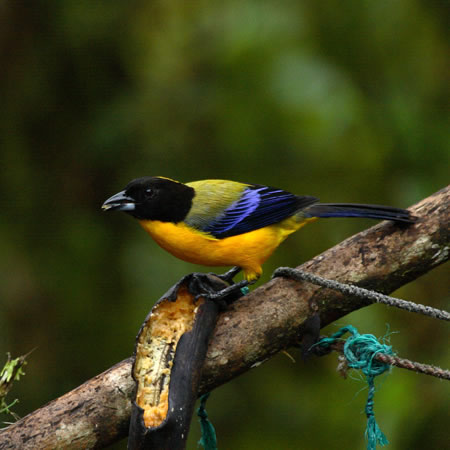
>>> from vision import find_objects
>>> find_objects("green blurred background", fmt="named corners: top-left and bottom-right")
top-left (1, 1), bottom-right (448, 448)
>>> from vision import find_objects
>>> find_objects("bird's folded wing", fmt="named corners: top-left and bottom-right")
top-left (185, 180), bottom-right (317, 239)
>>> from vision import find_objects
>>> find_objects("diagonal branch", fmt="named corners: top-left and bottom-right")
top-left (0, 186), bottom-right (448, 449)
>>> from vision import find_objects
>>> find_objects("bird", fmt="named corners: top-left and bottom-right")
top-left (102, 176), bottom-right (415, 289)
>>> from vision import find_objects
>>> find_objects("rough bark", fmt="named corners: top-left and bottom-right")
top-left (0, 186), bottom-right (448, 449)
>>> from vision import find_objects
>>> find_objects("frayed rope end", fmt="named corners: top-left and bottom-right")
top-left (315, 325), bottom-right (394, 450)
top-left (197, 393), bottom-right (217, 450)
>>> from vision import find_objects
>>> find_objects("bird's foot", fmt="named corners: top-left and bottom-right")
top-left (204, 279), bottom-right (250, 303)
top-left (208, 266), bottom-right (242, 284)
top-left (173, 272), bottom-right (248, 308)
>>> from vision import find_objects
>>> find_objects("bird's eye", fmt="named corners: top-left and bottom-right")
top-left (145, 188), bottom-right (153, 198)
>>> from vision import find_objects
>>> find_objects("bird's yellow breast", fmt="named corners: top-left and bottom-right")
top-left (139, 217), bottom-right (316, 281)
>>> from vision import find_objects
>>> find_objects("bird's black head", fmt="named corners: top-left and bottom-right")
top-left (102, 177), bottom-right (195, 222)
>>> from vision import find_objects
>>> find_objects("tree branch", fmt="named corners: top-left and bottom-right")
top-left (1, 186), bottom-right (448, 449)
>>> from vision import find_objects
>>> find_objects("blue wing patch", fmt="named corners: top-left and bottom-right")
top-left (203, 185), bottom-right (317, 238)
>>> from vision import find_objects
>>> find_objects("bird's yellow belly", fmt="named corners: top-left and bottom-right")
top-left (139, 218), bottom-right (316, 281)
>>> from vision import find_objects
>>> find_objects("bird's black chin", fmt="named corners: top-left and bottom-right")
top-left (102, 190), bottom-right (136, 213)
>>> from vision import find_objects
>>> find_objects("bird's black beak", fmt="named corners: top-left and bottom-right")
top-left (102, 190), bottom-right (136, 212)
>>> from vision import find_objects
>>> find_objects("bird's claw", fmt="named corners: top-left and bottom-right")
top-left (194, 281), bottom-right (250, 311)
top-left (208, 266), bottom-right (242, 284)
top-left (178, 272), bottom-right (247, 308)
top-left (202, 279), bottom-right (250, 302)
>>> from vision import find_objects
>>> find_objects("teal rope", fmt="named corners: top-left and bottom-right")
top-left (315, 325), bottom-right (393, 450)
top-left (240, 286), bottom-right (250, 295)
top-left (197, 393), bottom-right (217, 450)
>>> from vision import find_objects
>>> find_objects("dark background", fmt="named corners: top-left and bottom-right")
top-left (1, 1), bottom-right (448, 448)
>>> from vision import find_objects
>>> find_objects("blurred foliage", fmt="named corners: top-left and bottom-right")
top-left (0, 1), bottom-right (448, 448)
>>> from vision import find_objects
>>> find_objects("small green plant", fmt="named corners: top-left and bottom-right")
top-left (0, 351), bottom-right (32, 422)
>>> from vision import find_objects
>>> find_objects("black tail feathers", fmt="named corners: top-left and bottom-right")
top-left (304, 203), bottom-right (416, 223)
